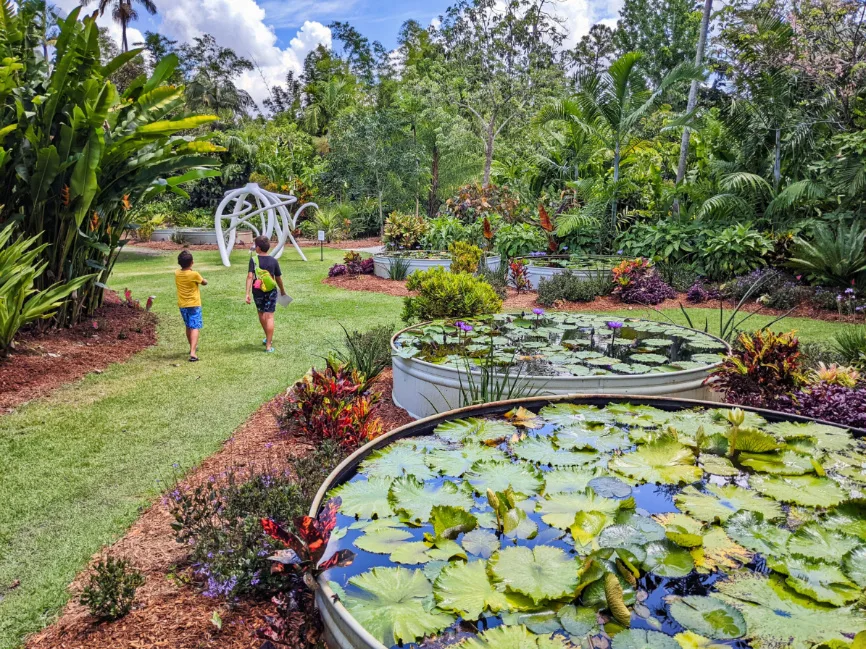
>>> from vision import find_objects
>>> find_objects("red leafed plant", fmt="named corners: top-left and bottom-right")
top-left (282, 359), bottom-right (382, 451)
top-left (611, 257), bottom-right (676, 305)
top-left (508, 259), bottom-right (531, 294)
top-left (710, 329), bottom-right (806, 408)
top-left (258, 499), bottom-right (354, 647)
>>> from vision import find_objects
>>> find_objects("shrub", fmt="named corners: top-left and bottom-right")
top-left (616, 219), bottom-right (706, 266)
top-left (612, 258), bottom-right (676, 305)
top-left (709, 329), bottom-right (806, 407)
top-left (656, 261), bottom-right (701, 292)
top-left (282, 358), bottom-right (382, 451)
top-left (328, 264), bottom-right (347, 277)
top-left (79, 558), bottom-right (145, 620)
top-left (332, 324), bottom-right (393, 380)
top-left (702, 223), bottom-right (773, 281)
top-left (343, 251), bottom-right (373, 275)
top-left (171, 207), bottom-right (214, 229)
top-left (477, 265), bottom-right (508, 299)
top-left (387, 256), bottom-right (411, 280)
top-left (495, 223), bottom-right (547, 259)
top-left (834, 327), bottom-right (866, 368)
top-left (788, 221), bottom-right (866, 287)
top-left (301, 205), bottom-right (351, 243)
top-left (421, 216), bottom-right (471, 251)
top-left (537, 270), bottom-right (610, 306)
top-left (449, 241), bottom-right (483, 274)
top-left (508, 259), bottom-right (531, 293)
top-left (811, 287), bottom-right (841, 311)
top-left (403, 267), bottom-right (502, 322)
top-left (383, 212), bottom-right (427, 250)
top-left (441, 183), bottom-right (519, 223)
top-left (777, 380), bottom-right (866, 429)
top-left (686, 282), bottom-right (714, 304)
top-left (723, 269), bottom-right (808, 310)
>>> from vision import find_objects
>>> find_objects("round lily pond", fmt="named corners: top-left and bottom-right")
top-left (314, 397), bottom-right (866, 649)
top-left (391, 314), bottom-right (729, 418)
top-left (373, 250), bottom-right (501, 279)
top-left (521, 255), bottom-right (621, 271)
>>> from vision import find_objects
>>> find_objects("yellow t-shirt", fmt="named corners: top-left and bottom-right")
top-left (175, 269), bottom-right (204, 307)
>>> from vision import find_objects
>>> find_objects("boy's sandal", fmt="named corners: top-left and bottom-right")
top-left (262, 338), bottom-right (267, 345)
top-left (265, 347), bottom-right (275, 353)
top-left (189, 355), bottom-right (199, 362)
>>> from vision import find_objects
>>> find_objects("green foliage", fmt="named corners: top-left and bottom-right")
top-left (448, 241), bottom-right (482, 274)
top-left (476, 264), bottom-right (508, 299)
top-left (495, 223), bottom-right (547, 259)
top-left (79, 558), bottom-right (144, 621)
top-left (0, 225), bottom-right (93, 354)
top-left (833, 327), bottom-right (866, 369)
top-left (702, 224), bottom-right (773, 281)
top-left (422, 216), bottom-right (471, 251)
top-left (300, 205), bottom-right (351, 243)
top-left (537, 269), bottom-right (612, 306)
top-left (332, 324), bottom-right (394, 380)
top-left (388, 256), bottom-right (412, 281)
top-left (384, 212), bottom-right (428, 250)
top-left (789, 222), bottom-right (866, 287)
top-left (402, 267), bottom-right (502, 322)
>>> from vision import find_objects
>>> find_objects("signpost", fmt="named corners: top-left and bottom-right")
top-left (318, 230), bottom-right (325, 261)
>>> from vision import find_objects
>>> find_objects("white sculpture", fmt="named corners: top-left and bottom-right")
top-left (214, 183), bottom-right (317, 267)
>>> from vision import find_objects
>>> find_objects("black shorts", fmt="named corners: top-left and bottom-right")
top-left (253, 289), bottom-right (278, 313)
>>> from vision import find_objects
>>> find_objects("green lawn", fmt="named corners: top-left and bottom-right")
top-left (0, 247), bottom-right (401, 649)
top-left (0, 249), bottom-right (856, 649)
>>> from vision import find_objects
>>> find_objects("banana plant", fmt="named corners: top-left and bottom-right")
top-left (0, 4), bottom-right (222, 325)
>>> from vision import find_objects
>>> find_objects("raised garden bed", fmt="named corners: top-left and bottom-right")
top-left (519, 255), bottom-right (621, 290)
top-left (373, 250), bottom-right (501, 279)
top-left (391, 313), bottom-right (729, 419)
top-left (312, 394), bottom-right (866, 649)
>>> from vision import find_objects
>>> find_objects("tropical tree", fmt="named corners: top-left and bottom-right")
top-left (80, 0), bottom-right (157, 52)
top-left (180, 35), bottom-right (255, 120)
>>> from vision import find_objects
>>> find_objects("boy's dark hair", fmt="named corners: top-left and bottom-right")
top-left (177, 250), bottom-right (193, 269)
top-left (254, 236), bottom-right (271, 253)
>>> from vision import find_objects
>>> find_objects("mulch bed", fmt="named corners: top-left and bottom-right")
top-left (0, 292), bottom-right (157, 413)
top-left (323, 274), bottom-right (865, 325)
top-left (25, 369), bottom-right (411, 649)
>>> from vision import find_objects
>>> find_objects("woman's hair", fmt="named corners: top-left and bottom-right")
top-left (254, 235), bottom-right (271, 252)
top-left (177, 250), bottom-right (193, 269)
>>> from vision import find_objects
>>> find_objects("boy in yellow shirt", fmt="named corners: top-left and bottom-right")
top-left (175, 251), bottom-right (207, 362)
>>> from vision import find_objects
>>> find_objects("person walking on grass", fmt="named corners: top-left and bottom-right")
top-left (245, 235), bottom-right (287, 353)
top-left (175, 250), bottom-right (207, 362)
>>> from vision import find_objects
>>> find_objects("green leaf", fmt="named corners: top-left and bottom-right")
top-left (698, 455), bottom-right (738, 477)
top-left (354, 527), bottom-right (412, 555)
top-left (434, 417), bottom-right (517, 443)
top-left (642, 540), bottom-right (695, 577)
top-left (458, 625), bottom-right (550, 649)
top-left (824, 501), bottom-right (866, 541)
top-left (766, 421), bottom-right (854, 452)
top-left (571, 510), bottom-right (611, 546)
top-left (360, 446), bottom-right (435, 481)
top-left (724, 510), bottom-right (791, 555)
top-left (538, 490), bottom-right (621, 530)
top-left (843, 546), bottom-right (866, 587)
top-left (30, 145), bottom-right (59, 204)
top-left (672, 631), bottom-right (730, 649)
top-left (543, 468), bottom-right (596, 495)
top-left (691, 526), bottom-right (752, 574)
top-left (768, 556), bottom-right (861, 606)
top-left (558, 604), bottom-right (600, 637)
top-left (555, 426), bottom-right (631, 452)
top-left (136, 115), bottom-right (218, 134)
top-left (668, 596), bottom-right (746, 639)
top-left (612, 629), bottom-right (680, 649)
top-left (512, 436), bottom-right (599, 466)
top-left (729, 428), bottom-right (780, 453)
top-left (461, 528), bottom-right (500, 558)
top-left (466, 460), bottom-right (544, 495)
top-left (674, 484), bottom-right (783, 523)
top-left (330, 477), bottom-right (394, 519)
top-left (425, 444), bottom-right (506, 476)
top-left (750, 474), bottom-right (847, 508)
top-left (787, 523), bottom-right (862, 563)
top-left (433, 560), bottom-right (508, 619)
top-left (610, 437), bottom-right (701, 484)
top-left (657, 513), bottom-right (705, 548)
top-left (589, 476), bottom-right (633, 498)
top-left (389, 541), bottom-right (433, 565)
top-left (489, 545), bottom-right (579, 603)
top-left (430, 505), bottom-right (477, 539)
top-left (389, 476), bottom-right (474, 524)
top-left (425, 538), bottom-right (467, 561)
top-left (739, 450), bottom-right (813, 475)
top-left (539, 403), bottom-right (615, 428)
top-left (342, 567), bottom-right (455, 645)
top-left (716, 573), bottom-right (866, 649)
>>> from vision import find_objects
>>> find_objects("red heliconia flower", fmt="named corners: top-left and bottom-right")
top-left (539, 204), bottom-right (554, 232)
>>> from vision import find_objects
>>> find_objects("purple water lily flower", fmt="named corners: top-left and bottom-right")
top-left (455, 320), bottom-right (473, 333)
top-left (533, 308), bottom-right (545, 316)
top-left (607, 321), bottom-right (623, 329)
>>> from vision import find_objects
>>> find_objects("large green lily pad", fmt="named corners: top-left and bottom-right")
top-left (674, 484), bottom-right (783, 523)
top-left (360, 445), bottom-right (435, 481)
top-left (724, 511), bottom-right (791, 556)
top-left (330, 476), bottom-right (394, 519)
top-left (466, 460), bottom-right (544, 495)
top-left (488, 545), bottom-right (579, 603)
top-left (786, 523), bottom-right (862, 563)
top-left (537, 490), bottom-right (620, 530)
top-left (511, 436), bottom-right (599, 466)
top-left (612, 629), bottom-right (680, 649)
top-left (750, 474), bottom-right (847, 508)
top-left (668, 596), bottom-right (746, 639)
top-left (768, 555), bottom-right (861, 606)
top-left (425, 444), bottom-right (506, 476)
top-left (433, 560), bottom-right (508, 619)
top-left (389, 476), bottom-right (474, 523)
top-left (610, 437), bottom-right (701, 484)
top-left (434, 417), bottom-right (517, 443)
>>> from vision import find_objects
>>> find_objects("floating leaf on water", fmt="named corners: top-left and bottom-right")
top-left (824, 500), bottom-right (866, 541)
top-left (672, 631), bottom-right (731, 649)
top-left (434, 417), bottom-right (518, 443)
top-left (543, 467), bottom-right (596, 495)
top-left (423, 560), bottom-right (449, 582)
top-left (656, 513), bottom-right (704, 548)
top-left (389, 476), bottom-right (474, 523)
top-left (590, 476), bottom-right (633, 499)
top-left (457, 625), bottom-right (554, 649)
top-left (571, 510), bottom-right (612, 546)
top-left (330, 477), bottom-right (395, 519)
top-left (698, 455), bottom-right (738, 476)
top-left (360, 445), bottom-right (435, 481)
top-left (611, 629), bottom-right (680, 649)
top-left (461, 528), bottom-right (500, 559)
top-left (630, 353), bottom-right (669, 365)
top-left (642, 540), bottom-right (696, 577)
top-left (843, 546), bottom-right (866, 587)
top-left (556, 426), bottom-right (631, 453)
top-left (466, 460), bottom-right (544, 495)
top-left (433, 560), bottom-right (508, 620)
top-left (342, 567), bottom-right (455, 646)
top-left (609, 437), bottom-right (701, 485)
top-left (505, 406), bottom-right (544, 429)
top-left (786, 522), bottom-right (862, 563)
top-left (724, 510), bottom-right (791, 556)
top-left (500, 610), bottom-right (563, 635)
top-left (390, 541), bottom-right (433, 565)
top-left (674, 484), bottom-right (783, 523)
top-left (668, 595), bottom-right (746, 639)
top-left (768, 555), bottom-right (861, 606)
top-left (729, 428), bottom-right (780, 453)
top-left (539, 403), bottom-right (615, 427)
top-left (691, 526), bottom-right (752, 573)
top-left (538, 490), bottom-right (621, 530)
top-left (488, 545), bottom-right (580, 603)
top-left (765, 421), bottom-right (854, 452)
top-left (750, 474), bottom-right (847, 508)
top-left (739, 450), bottom-right (812, 474)
top-left (558, 604), bottom-right (600, 637)
top-left (512, 436), bottom-right (600, 466)
top-left (354, 527), bottom-right (413, 555)
top-left (425, 444), bottom-right (507, 476)
top-left (430, 505), bottom-right (477, 540)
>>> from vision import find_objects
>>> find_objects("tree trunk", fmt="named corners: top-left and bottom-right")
top-left (482, 121), bottom-right (495, 188)
top-left (121, 20), bottom-right (129, 53)
top-left (611, 140), bottom-right (620, 234)
top-left (378, 187), bottom-right (384, 236)
top-left (674, 0), bottom-right (712, 212)
top-left (427, 144), bottom-right (440, 218)
top-left (773, 128), bottom-right (781, 193)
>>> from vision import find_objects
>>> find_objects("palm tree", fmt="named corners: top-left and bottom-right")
top-left (303, 77), bottom-right (355, 136)
top-left (185, 70), bottom-right (255, 120)
top-left (80, 0), bottom-right (157, 52)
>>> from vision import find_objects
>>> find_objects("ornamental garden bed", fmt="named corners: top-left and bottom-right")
top-left (311, 394), bottom-right (866, 649)
top-left (373, 250), bottom-right (501, 279)
top-left (520, 255), bottom-right (621, 290)
top-left (391, 313), bottom-right (729, 419)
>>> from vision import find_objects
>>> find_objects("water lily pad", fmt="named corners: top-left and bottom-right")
top-left (612, 629), bottom-right (680, 649)
top-left (724, 510), bottom-right (791, 555)
top-left (691, 526), bottom-right (752, 573)
top-left (657, 513), bottom-right (705, 548)
top-left (512, 436), bottom-right (599, 466)
top-left (539, 403), bottom-right (615, 427)
top-left (354, 527), bottom-right (413, 555)
top-left (766, 421), bottom-right (854, 452)
top-left (557, 604), bottom-right (600, 637)
top-left (434, 417), bottom-right (517, 443)
top-left (360, 446), bottom-right (435, 481)
top-left (610, 437), bottom-right (701, 485)
top-left (430, 505), bottom-right (477, 539)
top-left (768, 555), bottom-right (861, 606)
top-left (589, 476), bottom-right (633, 499)
top-left (461, 528), bottom-right (500, 559)
top-left (642, 540), bottom-right (695, 577)
top-left (668, 596), bottom-right (746, 639)
top-left (750, 474), bottom-right (846, 508)
top-left (786, 523), bottom-right (862, 563)
top-left (458, 625), bottom-right (554, 649)
top-left (342, 567), bottom-right (455, 646)
top-left (674, 484), bottom-right (783, 523)
top-left (330, 477), bottom-right (394, 519)
top-left (466, 460), bottom-right (544, 495)
top-left (698, 455), bottom-right (738, 476)
top-left (389, 541), bottom-right (433, 565)
top-left (716, 573), bottom-right (866, 649)
top-left (843, 546), bottom-right (866, 587)
top-left (630, 353), bottom-right (670, 365)
top-left (691, 353), bottom-right (725, 364)
top-left (556, 426), bottom-right (631, 452)
top-left (488, 545), bottom-right (579, 603)
top-left (389, 476), bottom-right (474, 523)
top-left (538, 490), bottom-right (621, 529)
top-left (598, 523), bottom-right (649, 549)
top-left (433, 560), bottom-right (508, 619)
top-left (739, 450), bottom-right (813, 475)
top-left (570, 510), bottom-right (612, 546)
top-left (425, 444), bottom-right (506, 476)
top-left (824, 501), bottom-right (866, 541)
top-left (672, 631), bottom-right (729, 649)
top-left (543, 468), bottom-right (596, 495)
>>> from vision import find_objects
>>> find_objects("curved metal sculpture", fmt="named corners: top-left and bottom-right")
top-left (214, 183), bottom-right (317, 267)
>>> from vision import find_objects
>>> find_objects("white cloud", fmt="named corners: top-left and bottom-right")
top-left (157, 0), bottom-right (331, 108)
top-left (53, 0), bottom-right (145, 50)
top-left (552, 0), bottom-right (623, 49)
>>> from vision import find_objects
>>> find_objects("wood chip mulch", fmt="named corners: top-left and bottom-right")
top-left (0, 292), bottom-right (157, 413)
top-left (322, 274), bottom-right (866, 325)
top-left (25, 370), bottom-right (410, 649)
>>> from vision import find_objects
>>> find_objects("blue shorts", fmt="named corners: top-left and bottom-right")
top-left (180, 306), bottom-right (203, 329)
top-left (253, 289), bottom-right (278, 313)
